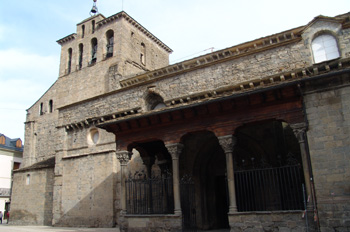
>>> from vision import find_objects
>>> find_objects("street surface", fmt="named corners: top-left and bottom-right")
top-left (0, 224), bottom-right (119, 232)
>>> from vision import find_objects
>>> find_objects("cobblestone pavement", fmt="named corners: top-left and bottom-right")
top-left (0, 224), bottom-right (119, 232)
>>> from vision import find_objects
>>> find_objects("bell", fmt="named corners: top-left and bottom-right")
top-left (90, 5), bottom-right (98, 14)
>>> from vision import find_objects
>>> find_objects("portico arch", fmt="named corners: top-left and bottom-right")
top-left (233, 120), bottom-right (305, 212)
top-left (179, 131), bottom-right (229, 230)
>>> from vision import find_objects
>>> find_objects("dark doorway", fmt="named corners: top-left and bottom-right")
top-left (215, 175), bottom-right (229, 228)
top-left (180, 131), bottom-right (229, 231)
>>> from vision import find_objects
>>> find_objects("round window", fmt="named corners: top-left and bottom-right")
top-left (92, 130), bottom-right (99, 144)
top-left (88, 128), bottom-right (99, 145)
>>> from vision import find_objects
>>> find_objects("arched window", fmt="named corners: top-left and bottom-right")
top-left (312, 34), bottom-right (340, 63)
top-left (82, 25), bottom-right (85, 38)
top-left (106, 30), bottom-right (114, 58)
top-left (146, 92), bottom-right (165, 111)
top-left (26, 174), bottom-right (30, 185)
top-left (79, 43), bottom-right (84, 70)
top-left (16, 139), bottom-right (22, 148)
top-left (39, 102), bottom-right (44, 115)
top-left (92, 20), bottom-right (96, 34)
top-left (140, 42), bottom-right (146, 65)
top-left (0, 135), bottom-right (5, 145)
top-left (49, 100), bottom-right (53, 113)
top-left (67, 48), bottom-right (72, 74)
top-left (91, 38), bottom-right (98, 64)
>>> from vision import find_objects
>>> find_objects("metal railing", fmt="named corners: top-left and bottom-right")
top-left (126, 173), bottom-right (174, 214)
top-left (234, 164), bottom-right (304, 212)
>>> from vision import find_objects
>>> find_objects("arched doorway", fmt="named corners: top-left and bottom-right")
top-left (180, 131), bottom-right (230, 230)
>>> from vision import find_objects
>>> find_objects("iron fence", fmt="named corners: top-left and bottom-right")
top-left (126, 172), bottom-right (174, 214)
top-left (234, 164), bottom-right (304, 212)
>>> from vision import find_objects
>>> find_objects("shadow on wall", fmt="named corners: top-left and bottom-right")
top-left (54, 173), bottom-right (118, 228)
top-left (11, 168), bottom-right (54, 226)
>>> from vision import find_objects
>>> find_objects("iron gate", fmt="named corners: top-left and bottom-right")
top-left (234, 164), bottom-right (304, 212)
top-left (125, 171), bottom-right (174, 214)
top-left (180, 175), bottom-right (196, 232)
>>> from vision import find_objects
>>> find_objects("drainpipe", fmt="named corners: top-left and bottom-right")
top-left (297, 84), bottom-right (320, 232)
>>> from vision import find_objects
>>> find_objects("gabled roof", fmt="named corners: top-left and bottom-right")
top-left (301, 12), bottom-right (350, 32)
top-left (97, 11), bottom-right (173, 53)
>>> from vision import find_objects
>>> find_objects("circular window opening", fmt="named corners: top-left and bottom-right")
top-left (92, 131), bottom-right (99, 144)
top-left (88, 129), bottom-right (99, 145)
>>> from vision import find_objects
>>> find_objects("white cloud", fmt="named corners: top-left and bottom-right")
top-left (0, 49), bottom-right (59, 80)
top-left (0, 49), bottom-right (59, 141)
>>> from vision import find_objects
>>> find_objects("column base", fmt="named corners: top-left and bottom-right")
top-left (228, 206), bottom-right (237, 214)
top-left (174, 209), bottom-right (182, 216)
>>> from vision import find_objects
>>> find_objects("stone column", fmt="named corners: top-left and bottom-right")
top-left (166, 143), bottom-right (184, 216)
top-left (290, 123), bottom-right (313, 205)
top-left (218, 135), bottom-right (238, 213)
top-left (116, 150), bottom-right (132, 214)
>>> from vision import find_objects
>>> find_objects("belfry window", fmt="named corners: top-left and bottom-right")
top-left (67, 48), bottom-right (72, 74)
top-left (140, 42), bottom-right (146, 65)
top-left (82, 25), bottom-right (85, 38)
top-left (106, 30), bottom-right (114, 58)
top-left (91, 38), bottom-right (98, 65)
top-left (92, 20), bottom-right (95, 34)
top-left (79, 43), bottom-right (83, 70)
top-left (312, 34), bottom-right (340, 63)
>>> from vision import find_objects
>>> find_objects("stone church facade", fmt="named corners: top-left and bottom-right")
top-left (10, 10), bottom-right (350, 232)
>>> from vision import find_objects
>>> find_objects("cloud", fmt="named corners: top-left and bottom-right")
top-left (0, 49), bottom-right (59, 80)
top-left (0, 49), bottom-right (59, 140)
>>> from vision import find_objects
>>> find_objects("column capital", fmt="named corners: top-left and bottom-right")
top-left (165, 143), bottom-right (184, 160)
top-left (116, 150), bottom-right (132, 165)
top-left (290, 122), bottom-right (307, 143)
top-left (218, 135), bottom-right (237, 153)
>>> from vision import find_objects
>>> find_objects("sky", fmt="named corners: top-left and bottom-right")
top-left (0, 0), bottom-right (348, 141)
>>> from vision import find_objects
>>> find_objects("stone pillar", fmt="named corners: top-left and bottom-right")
top-left (290, 123), bottom-right (313, 205)
top-left (218, 135), bottom-right (238, 213)
top-left (116, 150), bottom-right (132, 214)
top-left (165, 143), bottom-right (184, 216)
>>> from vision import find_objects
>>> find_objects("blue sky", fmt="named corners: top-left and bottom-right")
top-left (0, 0), bottom-right (348, 141)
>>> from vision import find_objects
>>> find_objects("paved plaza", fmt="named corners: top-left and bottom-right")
top-left (0, 224), bottom-right (119, 232)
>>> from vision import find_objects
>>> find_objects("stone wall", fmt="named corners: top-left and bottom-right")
top-left (23, 82), bottom-right (59, 167)
top-left (304, 73), bottom-right (350, 231)
top-left (53, 152), bottom-right (118, 227)
top-left (122, 215), bottom-right (181, 232)
top-left (228, 211), bottom-right (310, 232)
top-left (10, 168), bottom-right (54, 225)
top-left (58, 41), bottom-right (312, 125)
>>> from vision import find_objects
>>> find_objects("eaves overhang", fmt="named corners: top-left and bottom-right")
top-left (97, 58), bottom-right (350, 131)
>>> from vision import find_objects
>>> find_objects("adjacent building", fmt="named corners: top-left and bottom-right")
top-left (10, 9), bottom-right (350, 232)
top-left (0, 134), bottom-right (23, 220)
